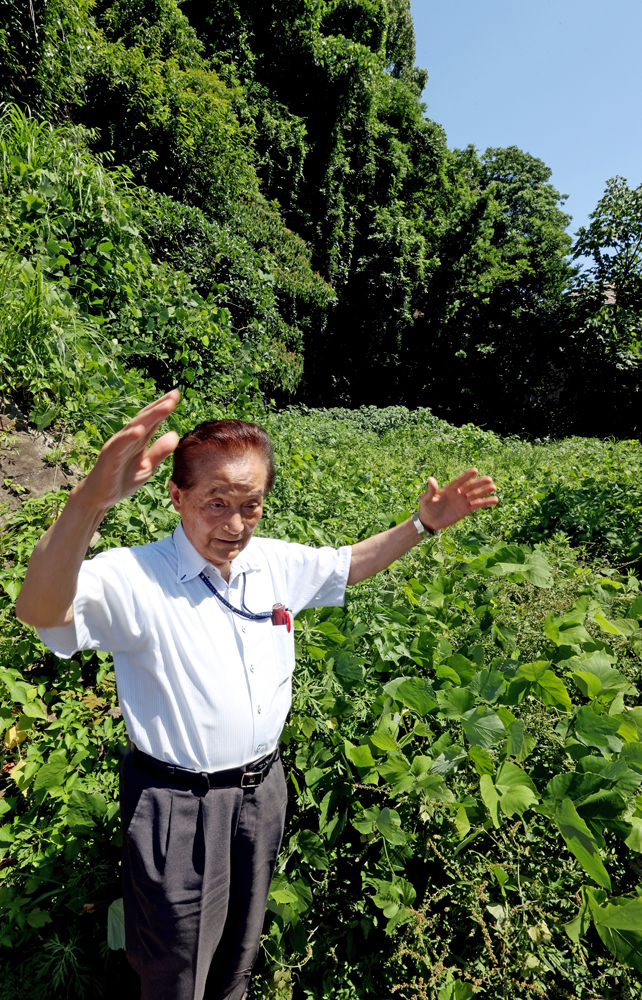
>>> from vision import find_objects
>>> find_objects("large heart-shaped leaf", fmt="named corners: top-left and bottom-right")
top-left (345, 741), bottom-right (375, 769)
top-left (494, 762), bottom-right (539, 816)
top-left (33, 754), bottom-right (68, 793)
top-left (461, 707), bottom-right (505, 749)
top-left (575, 705), bottom-right (622, 752)
top-left (397, 678), bottom-right (436, 715)
top-left (376, 807), bottom-right (406, 845)
top-left (588, 894), bottom-right (642, 972)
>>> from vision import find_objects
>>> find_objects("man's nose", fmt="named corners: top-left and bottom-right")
top-left (223, 512), bottom-right (244, 535)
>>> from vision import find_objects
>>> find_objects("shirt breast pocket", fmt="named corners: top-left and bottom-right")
top-left (271, 621), bottom-right (295, 684)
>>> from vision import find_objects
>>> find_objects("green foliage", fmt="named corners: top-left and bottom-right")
top-left (2, 0), bottom-right (641, 433)
top-left (2, 0), bottom-right (642, 994)
top-left (141, 191), bottom-right (335, 396)
top-left (0, 105), bottom-right (303, 430)
top-left (2, 409), bottom-right (642, 998)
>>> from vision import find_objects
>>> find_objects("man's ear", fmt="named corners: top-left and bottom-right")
top-left (168, 479), bottom-right (182, 512)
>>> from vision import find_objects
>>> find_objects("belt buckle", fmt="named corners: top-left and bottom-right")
top-left (241, 769), bottom-right (264, 788)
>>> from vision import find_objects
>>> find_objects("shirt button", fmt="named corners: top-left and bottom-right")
top-left (250, 666), bottom-right (254, 673)
top-left (257, 706), bottom-right (261, 714)
top-left (256, 745), bottom-right (263, 753)
top-left (241, 625), bottom-right (246, 633)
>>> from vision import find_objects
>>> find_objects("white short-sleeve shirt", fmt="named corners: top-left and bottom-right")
top-left (37, 521), bottom-right (352, 772)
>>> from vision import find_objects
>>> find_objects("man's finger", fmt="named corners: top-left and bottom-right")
top-left (146, 431), bottom-right (180, 471)
top-left (121, 390), bottom-right (181, 437)
top-left (129, 389), bottom-right (181, 422)
top-left (468, 497), bottom-right (499, 509)
top-left (448, 468), bottom-right (479, 489)
top-left (424, 475), bottom-right (439, 499)
top-left (105, 393), bottom-right (180, 460)
top-left (462, 480), bottom-right (497, 499)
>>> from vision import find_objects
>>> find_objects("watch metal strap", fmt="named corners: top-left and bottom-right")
top-left (412, 511), bottom-right (440, 536)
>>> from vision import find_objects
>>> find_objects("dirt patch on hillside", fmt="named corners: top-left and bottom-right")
top-left (0, 405), bottom-right (82, 519)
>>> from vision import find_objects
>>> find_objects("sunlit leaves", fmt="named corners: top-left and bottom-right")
top-left (461, 707), bottom-right (505, 749)
top-left (555, 798), bottom-right (611, 890)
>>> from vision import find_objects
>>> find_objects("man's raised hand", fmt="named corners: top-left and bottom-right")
top-left (418, 468), bottom-right (497, 533)
top-left (78, 390), bottom-right (181, 513)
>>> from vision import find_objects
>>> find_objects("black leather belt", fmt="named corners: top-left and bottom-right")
top-left (132, 746), bottom-right (279, 789)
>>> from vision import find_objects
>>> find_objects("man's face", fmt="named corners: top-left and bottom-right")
top-left (168, 450), bottom-right (268, 574)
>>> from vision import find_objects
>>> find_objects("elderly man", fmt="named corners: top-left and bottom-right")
top-left (16, 391), bottom-right (497, 1000)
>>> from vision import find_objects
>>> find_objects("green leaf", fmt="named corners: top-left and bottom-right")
top-left (370, 731), bottom-right (398, 752)
top-left (437, 687), bottom-right (475, 719)
top-left (445, 654), bottom-right (476, 685)
top-left (431, 746), bottom-right (467, 776)
top-left (570, 670), bottom-right (604, 699)
top-left (26, 908), bottom-right (52, 929)
top-left (625, 818), bottom-right (642, 852)
top-left (107, 898), bottom-right (126, 950)
top-left (469, 667), bottom-right (505, 703)
top-left (454, 805), bottom-right (471, 839)
top-left (575, 705), bottom-right (623, 752)
top-left (345, 742), bottom-right (375, 768)
top-left (520, 551), bottom-right (554, 588)
top-left (504, 720), bottom-right (524, 757)
top-left (20, 700), bottom-right (46, 720)
top-left (371, 876), bottom-right (416, 932)
top-left (377, 754), bottom-right (413, 793)
top-left (588, 894), bottom-right (642, 972)
top-left (418, 773), bottom-right (455, 802)
top-left (334, 651), bottom-right (365, 688)
top-left (297, 829), bottom-right (329, 870)
top-left (516, 662), bottom-right (572, 712)
top-left (33, 754), bottom-right (68, 792)
top-left (438, 977), bottom-right (474, 1000)
top-left (494, 762), bottom-right (539, 817)
top-left (555, 797), bottom-right (611, 890)
top-left (545, 616), bottom-right (591, 647)
top-left (396, 678), bottom-right (436, 715)
top-left (315, 621), bottom-right (346, 644)
top-left (351, 805), bottom-right (380, 835)
top-left (516, 734), bottom-right (537, 763)
top-left (410, 755), bottom-right (433, 779)
top-left (461, 707), bottom-right (506, 748)
top-left (479, 774), bottom-right (500, 827)
top-left (564, 888), bottom-right (593, 943)
top-left (593, 612), bottom-right (639, 637)
top-left (376, 807), bottom-right (406, 845)
top-left (622, 744), bottom-right (642, 774)
top-left (468, 746), bottom-right (495, 776)
top-left (66, 790), bottom-right (108, 831)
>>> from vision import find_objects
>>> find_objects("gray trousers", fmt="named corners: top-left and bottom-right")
top-left (120, 750), bottom-right (288, 1000)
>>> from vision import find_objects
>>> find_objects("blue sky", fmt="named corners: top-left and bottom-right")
top-left (410, 0), bottom-right (642, 240)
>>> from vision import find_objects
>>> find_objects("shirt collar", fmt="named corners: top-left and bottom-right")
top-left (173, 520), bottom-right (261, 584)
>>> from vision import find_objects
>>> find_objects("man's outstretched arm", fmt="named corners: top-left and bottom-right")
top-left (15, 391), bottom-right (180, 629)
top-left (347, 468), bottom-right (497, 585)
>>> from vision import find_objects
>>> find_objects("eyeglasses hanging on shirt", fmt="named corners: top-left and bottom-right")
top-left (199, 572), bottom-right (292, 632)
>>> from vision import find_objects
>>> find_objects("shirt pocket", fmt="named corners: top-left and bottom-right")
top-left (271, 621), bottom-right (295, 683)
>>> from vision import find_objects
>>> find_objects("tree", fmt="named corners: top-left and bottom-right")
top-left (557, 177), bottom-right (642, 437)
top-left (574, 176), bottom-right (642, 309)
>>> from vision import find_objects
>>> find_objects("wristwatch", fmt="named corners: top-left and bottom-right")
top-left (412, 510), bottom-right (440, 537)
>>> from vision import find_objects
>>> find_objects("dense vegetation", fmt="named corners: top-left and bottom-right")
top-left (1, 1), bottom-right (642, 998)
top-left (1, 0), bottom-right (641, 433)
top-left (2, 408), bottom-right (642, 1000)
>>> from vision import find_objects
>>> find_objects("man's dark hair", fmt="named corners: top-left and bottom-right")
top-left (171, 420), bottom-right (276, 492)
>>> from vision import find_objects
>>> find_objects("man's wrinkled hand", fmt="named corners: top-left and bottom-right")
top-left (418, 468), bottom-right (497, 533)
top-left (77, 389), bottom-right (181, 513)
